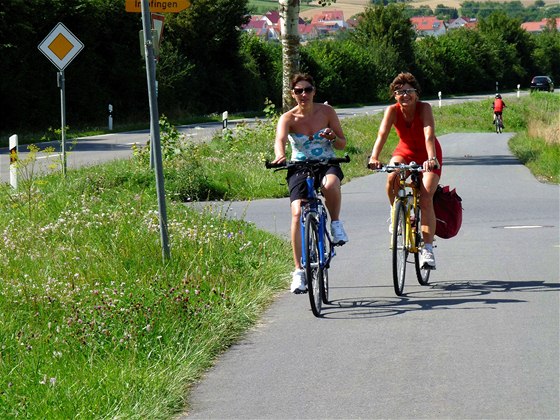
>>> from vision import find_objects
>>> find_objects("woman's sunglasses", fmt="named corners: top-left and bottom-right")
top-left (394, 88), bottom-right (417, 96)
top-left (293, 86), bottom-right (314, 95)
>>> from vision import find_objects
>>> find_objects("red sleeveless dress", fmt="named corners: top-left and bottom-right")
top-left (392, 102), bottom-right (442, 176)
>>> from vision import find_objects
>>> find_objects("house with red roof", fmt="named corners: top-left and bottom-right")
top-left (242, 9), bottom-right (353, 42)
top-left (447, 17), bottom-right (477, 30)
top-left (521, 18), bottom-right (560, 33)
top-left (410, 16), bottom-right (447, 37)
top-left (242, 15), bottom-right (281, 41)
top-left (308, 9), bottom-right (348, 37)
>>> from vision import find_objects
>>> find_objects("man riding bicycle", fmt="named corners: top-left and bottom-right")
top-left (492, 94), bottom-right (506, 129)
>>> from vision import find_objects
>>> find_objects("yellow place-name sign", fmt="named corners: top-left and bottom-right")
top-left (126, 0), bottom-right (190, 13)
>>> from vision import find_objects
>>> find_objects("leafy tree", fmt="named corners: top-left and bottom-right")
top-left (478, 11), bottom-right (536, 89)
top-left (0, 0), bottom-right (144, 130)
top-left (238, 33), bottom-right (283, 108)
top-left (351, 3), bottom-right (416, 75)
top-left (434, 4), bottom-right (458, 20)
top-left (530, 21), bottom-right (560, 83)
top-left (416, 28), bottom-right (500, 94)
top-left (301, 40), bottom-right (379, 104)
top-left (161, 0), bottom-right (250, 114)
top-left (278, 0), bottom-right (337, 111)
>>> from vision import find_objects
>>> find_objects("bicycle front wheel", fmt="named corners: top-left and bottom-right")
top-left (413, 206), bottom-right (431, 285)
top-left (392, 200), bottom-right (408, 296)
top-left (304, 213), bottom-right (322, 317)
top-left (320, 220), bottom-right (330, 304)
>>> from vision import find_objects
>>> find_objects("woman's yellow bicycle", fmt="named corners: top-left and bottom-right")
top-left (377, 162), bottom-right (431, 296)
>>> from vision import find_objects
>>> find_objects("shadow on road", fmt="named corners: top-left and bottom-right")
top-left (318, 280), bottom-right (558, 319)
top-left (444, 155), bottom-right (521, 166)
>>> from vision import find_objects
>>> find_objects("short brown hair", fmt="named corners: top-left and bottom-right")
top-left (389, 72), bottom-right (421, 97)
top-left (290, 73), bottom-right (315, 90)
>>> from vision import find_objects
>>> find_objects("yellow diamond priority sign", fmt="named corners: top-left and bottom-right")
top-left (38, 23), bottom-right (84, 71)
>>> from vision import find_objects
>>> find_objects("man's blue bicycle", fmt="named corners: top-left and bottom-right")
top-left (266, 155), bottom-right (350, 317)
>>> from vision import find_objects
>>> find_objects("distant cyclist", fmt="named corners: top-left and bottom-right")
top-left (492, 94), bottom-right (506, 129)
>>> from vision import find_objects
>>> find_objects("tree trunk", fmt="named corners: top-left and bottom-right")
top-left (279, 0), bottom-right (300, 112)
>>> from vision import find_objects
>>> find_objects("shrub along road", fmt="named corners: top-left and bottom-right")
top-left (182, 132), bottom-right (559, 418)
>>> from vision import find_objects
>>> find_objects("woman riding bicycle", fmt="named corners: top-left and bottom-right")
top-left (492, 93), bottom-right (506, 128)
top-left (271, 73), bottom-right (348, 294)
top-left (368, 72), bottom-right (442, 269)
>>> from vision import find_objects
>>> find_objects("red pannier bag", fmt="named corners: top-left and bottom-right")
top-left (433, 185), bottom-right (463, 239)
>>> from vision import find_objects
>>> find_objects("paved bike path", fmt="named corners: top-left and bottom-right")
top-left (182, 133), bottom-right (559, 419)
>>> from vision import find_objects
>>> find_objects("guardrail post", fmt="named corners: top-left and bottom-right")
top-left (9, 134), bottom-right (18, 189)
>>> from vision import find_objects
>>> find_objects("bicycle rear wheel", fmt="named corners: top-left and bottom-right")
top-left (413, 206), bottom-right (431, 285)
top-left (495, 119), bottom-right (501, 134)
top-left (304, 213), bottom-right (322, 317)
top-left (392, 200), bottom-right (407, 296)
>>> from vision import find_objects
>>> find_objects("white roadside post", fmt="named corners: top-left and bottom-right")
top-left (438, 91), bottom-right (442, 108)
top-left (9, 134), bottom-right (18, 189)
top-left (517, 84), bottom-right (521, 98)
top-left (222, 111), bottom-right (228, 133)
top-left (108, 104), bottom-right (113, 130)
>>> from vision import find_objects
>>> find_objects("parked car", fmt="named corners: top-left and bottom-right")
top-left (530, 75), bottom-right (554, 92)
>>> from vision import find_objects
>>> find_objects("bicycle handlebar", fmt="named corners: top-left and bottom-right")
top-left (372, 162), bottom-right (424, 173)
top-left (265, 154), bottom-right (351, 169)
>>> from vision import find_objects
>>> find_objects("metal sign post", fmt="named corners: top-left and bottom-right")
top-left (58, 70), bottom-right (67, 175)
top-left (140, 0), bottom-right (170, 261)
top-left (126, 0), bottom-right (191, 261)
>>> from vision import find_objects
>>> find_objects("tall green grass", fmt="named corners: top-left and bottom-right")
top-left (0, 93), bottom-right (557, 418)
top-left (0, 160), bottom-right (291, 418)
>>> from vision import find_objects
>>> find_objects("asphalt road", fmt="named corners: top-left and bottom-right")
top-left (181, 132), bottom-right (559, 419)
top-left (0, 91), bottom-right (527, 184)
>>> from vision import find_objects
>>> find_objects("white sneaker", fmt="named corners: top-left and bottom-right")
top-left (420, 248), bottom-right (436, 269)
top-left (331, 221), bottom-right (348, 245)
top-left (291, 269), bottom-right (307, 294)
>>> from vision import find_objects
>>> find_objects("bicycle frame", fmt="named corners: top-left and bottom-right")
top-left (393, 169), bottom-right (422, 253)
top-left (300, 175), bottom-right (333, 271)
top-left (265, 155), bottom-right (350, 316)
top-left (377, 162), bottom-right (431, 295)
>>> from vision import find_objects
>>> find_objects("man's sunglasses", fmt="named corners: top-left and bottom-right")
top-left (394, 88), bottom-right (417, 96)
top-left (293, 86), bottom-right (314, 95)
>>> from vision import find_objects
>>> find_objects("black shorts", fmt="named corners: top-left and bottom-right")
top-left (287, 165), bottom-right (344, 202)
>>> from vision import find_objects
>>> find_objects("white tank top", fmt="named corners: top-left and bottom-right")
top-left (288, 129), bottom-right (335, 161)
